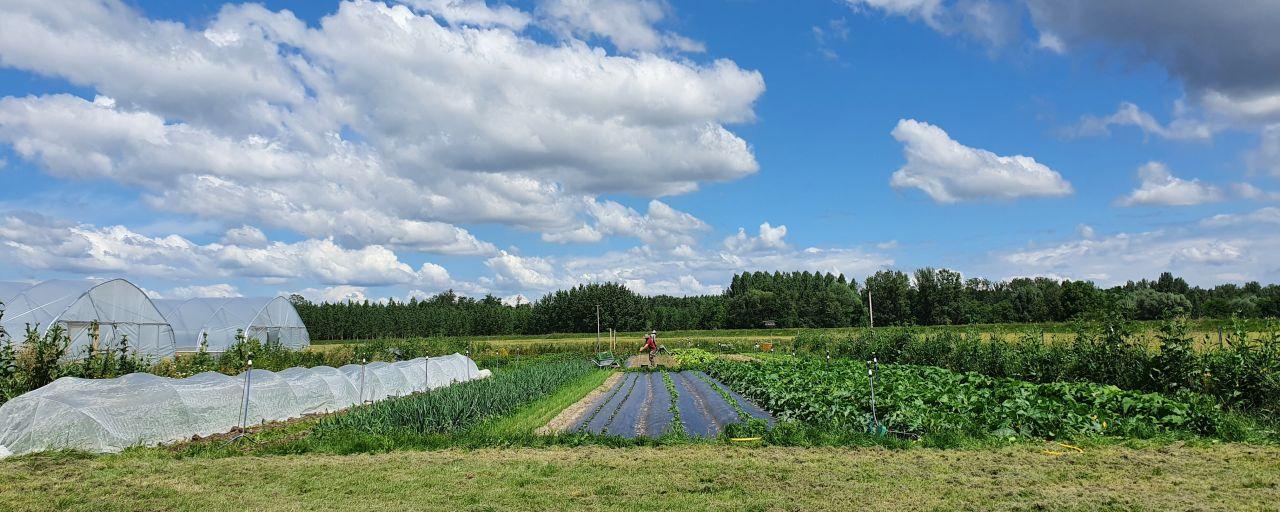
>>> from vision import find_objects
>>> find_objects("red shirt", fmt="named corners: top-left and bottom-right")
top-left (644, 336), bottom-right (657, 350)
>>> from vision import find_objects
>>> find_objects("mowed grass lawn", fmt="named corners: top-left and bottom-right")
top-left (2, 443), bottom-right (1277, 511)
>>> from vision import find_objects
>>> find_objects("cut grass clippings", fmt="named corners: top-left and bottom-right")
top-left (2, 443), bottom-right (1277, 511)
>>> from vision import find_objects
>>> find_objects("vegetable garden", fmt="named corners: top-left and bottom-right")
top-left (707, 358), bottom-right (1245, 442)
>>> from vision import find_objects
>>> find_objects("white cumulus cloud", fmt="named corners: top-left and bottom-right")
top-left (0, 0), bottom-right (763, 255)
top-left (163, 283), bottom-right (243, 300)
top-left (889, 119), bottom-right (1073, 203)
top-left (1116, 162), bottom-right (1223, 207)
top-left (538, 0), bottom-right (704, 53)
top-left (996, 206), bottom-right (1280, 286)
top-left (407, 0), bottom-right (531, 29)
top-left (723, 222), bottom-right (788, 253)
top-left (0, 212), bottom-right (451, 288)
top-left (1070, 102), bottom-right (1213, 141)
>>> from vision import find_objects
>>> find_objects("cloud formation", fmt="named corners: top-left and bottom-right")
top-left (1026, 0), bottom-right (1280, 166)
top-left (842, 0), bottom-right (1019, 48)
top-left (538, 0), bottom-right (704, 53)
top-left (1000, 206), bottom-right (1280, 286)
top-left (723, 223), bottom-right (788, 253)
top-left (1116, 162), bottom-right (1223, 207)
top-left (0, 0), bottom-right (762, 254)
top-left (1027, 0), bottom-right (1280, 118)
top-left (1070, 102), bottom-right (1213, 141)
top-left (161, 283), bottom-right (243, 300)
top-left (0, 213), bottom-right (451, 288)
top-left (889, 119), bottom-right (1073, 203)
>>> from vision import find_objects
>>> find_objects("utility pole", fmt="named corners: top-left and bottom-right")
top-left (868, 288), bottom-right (875, 328)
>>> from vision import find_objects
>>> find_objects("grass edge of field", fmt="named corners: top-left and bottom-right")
top-left (2, 443), bottom-right (1278, 511)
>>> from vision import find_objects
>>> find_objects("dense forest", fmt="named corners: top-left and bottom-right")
top-left (292, 270), bottom-right (1280, 340)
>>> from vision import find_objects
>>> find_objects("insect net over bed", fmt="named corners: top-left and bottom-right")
top-left (0, 279), bottom-right (177, 359)
top-left (0, 354), bottom-right (487, 457)
top-left (155, 296), bottom-right (310, 352)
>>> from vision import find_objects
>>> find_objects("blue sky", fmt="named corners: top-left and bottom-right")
top-left (1, 0), bottom-right (1278, 303)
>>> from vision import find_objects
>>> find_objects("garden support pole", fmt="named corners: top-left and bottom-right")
top-left (360, 358), bottom-right (367, 404)
top-left (868, 289), bottom-right (874, 329)
top-left (867, 358), bottom-right (879, 433)
top-left (239, 358), bottom-right (254, 431)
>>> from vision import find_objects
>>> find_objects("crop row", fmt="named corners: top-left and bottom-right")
top-left (706, 358), bottom-right (1242, 440)
top-left (316, 358), bottom-right (595, 436)
top-left (794, 318), bottom-right (1280, 414)
top-left (662, 371), bottom-right (684, 435)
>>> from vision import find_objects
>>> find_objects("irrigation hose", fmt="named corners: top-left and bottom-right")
top-left (729, 437), bottom-right (762, 442)
top-left (1057, 442), bottom-right (1084, 453)
top-left (1042, 443), bottom-right (1085, 456)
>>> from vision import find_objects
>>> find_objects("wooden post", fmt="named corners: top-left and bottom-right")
top-left (868, 289), bottom-right (875, 329)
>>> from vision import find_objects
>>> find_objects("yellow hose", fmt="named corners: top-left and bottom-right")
top-left (730, 437), bottom-right (762, 442)
top-left (1058, 442), bottom-right (1084, 453)
top-left (1043, 442), bottom-right (1084, 456)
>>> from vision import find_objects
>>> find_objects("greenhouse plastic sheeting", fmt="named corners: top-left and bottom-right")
top-left (0, 279), bottom-right (177, 359)
top-left (0, 354), bottom-right (485, 457)
top-left (155, 296), bottom-right (310, 352)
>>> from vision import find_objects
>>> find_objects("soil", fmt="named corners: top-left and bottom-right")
top-left (624, 354), bottom-right (677, 368)
top-left (537, 371), bottom-right (624, 435)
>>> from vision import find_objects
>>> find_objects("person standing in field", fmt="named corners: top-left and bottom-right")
top-left (641, 330), bottom-right (658, 367)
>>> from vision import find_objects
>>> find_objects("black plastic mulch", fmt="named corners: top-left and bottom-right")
top-left (572, 371), bottom-right (772, 438)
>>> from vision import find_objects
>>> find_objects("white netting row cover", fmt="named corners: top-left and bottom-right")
top-left (0, 354), bottom-right (488, 457)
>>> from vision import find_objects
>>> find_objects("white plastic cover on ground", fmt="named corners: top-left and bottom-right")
top-left (0, 354), bottom-right (488, 457)
top-left (0, 279), bottom-right (177, 359)
top-left (154, 296), bottom-right (310, 352)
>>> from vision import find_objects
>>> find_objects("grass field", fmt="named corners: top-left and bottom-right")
top-left (7, 322), bottom-right (1279, 510)
top-left (2, 443), bottom-right (1276, 511)
top-left (309, 318), bottom-right (1278, 354)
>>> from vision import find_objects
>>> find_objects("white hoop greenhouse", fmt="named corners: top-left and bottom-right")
top-left (154, 296), bottom-right (310, 352)
top-left (0, 279), bottom-right (177, 359)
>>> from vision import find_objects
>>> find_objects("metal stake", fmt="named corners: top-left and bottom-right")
top-left (359, 358), bottom-right (367, 404)
top-left (239, 358), bottom-right (254, 431)
top-left (424, 355), bottom-right (430, 392)
top-left (867, 357), bottom-right (880, 434)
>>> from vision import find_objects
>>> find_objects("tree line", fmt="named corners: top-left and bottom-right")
top-left (291, 270), bottom-right (1280, 340)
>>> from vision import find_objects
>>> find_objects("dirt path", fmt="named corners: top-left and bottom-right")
top-left (635, 374), bottom-right (655, 437)
top-left (537, 372), bottom-right (624, 435)
top-left (624, 354), bottom-right (677, 368)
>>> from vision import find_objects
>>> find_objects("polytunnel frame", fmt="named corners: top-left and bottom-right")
top-left (163, 296), bottom-right (309, 353)
top-left (5, 278), bottom-right (176, 357)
